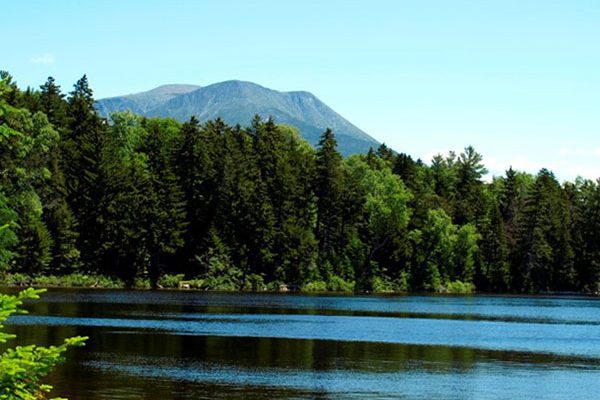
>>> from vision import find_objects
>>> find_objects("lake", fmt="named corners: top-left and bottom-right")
top-left (4, 289), bottom-right (600, 399)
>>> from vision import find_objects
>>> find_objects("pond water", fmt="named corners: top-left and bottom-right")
top-left (4, 289), bottom-right (600, 399)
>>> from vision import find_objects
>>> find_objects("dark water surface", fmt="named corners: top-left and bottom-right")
top-left (4, 289), bottom-right (600, 399)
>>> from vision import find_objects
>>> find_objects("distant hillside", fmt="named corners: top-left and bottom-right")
top-left (95, 84), bottom-right (201, 117)
top-left (96, 80), bottom-right (378, 155)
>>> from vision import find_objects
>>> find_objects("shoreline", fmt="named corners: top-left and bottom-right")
top-left (0, 273), bottom-right (596, 297)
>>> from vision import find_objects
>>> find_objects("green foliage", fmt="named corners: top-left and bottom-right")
top-left (409, 209), bottom-right (480, 291)
top-left (454, 224), bottom-right (480, 283)
top-left (2, 273), bottom-right (123, 288)
top-left (443, 280), bottom-right (475, 294)
top-left (327, 276), bottom-right (355, 292)
top-left (0, 81), bottom-right (59, 276)
top-left (282, 276), bottom-right (355, 293)
top-left (36, 274), bottom-right (121, 288)
top-left (2, 71), bottom-right (600, 295)
top-left (301, 280), bottom-right (328, 292)
top-left (0, 193), bottom-right (18, 272)
top-left (313, 128), bottom-right (346, 270)
top-left (157, 274), bottom-right (186, 289)
top-left (370, 276), bottom-right (396, 293)
top-left (196, 247), bottom-right (243, 291)
top-left (0, 288), bottom-right (87, 399)
top-left (516, 169), bottom-right (575, 292)
top-left (345, 155), bottom-right (411, 290)
top-left (241, 274), bottom-right (266, 291)
top-left (133, 277), bottom-right (151, 289)
top-left (63, 75), bottom-right (106, 270)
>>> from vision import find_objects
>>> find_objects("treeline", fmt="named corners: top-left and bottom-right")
top-left (1, 72), bottom-right (600, 293)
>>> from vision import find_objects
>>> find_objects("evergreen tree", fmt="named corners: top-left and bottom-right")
top-left (39, 77), bottom-right (69, 128)
top-left (376, 143), bottom-right (395, 165)
top-left (454, 146), bottom-right (488, 225)
top-left (96, 112), bottom-right (148, 284)
top-left (64, 75), bottom-right (106, 270)
top-left (313, 129), bottom-right (345, 275)
top-left (141, 118), bottom-right (187, 287)
top-left (516, 169), bottom-right (575, 292)
top-left (3, 70), bottom-right (600, 295)
top-left (430, 152), bottom-right (457, 215)
top-left (569, 179), bottom-right (600, 292)
top-left (478, 197), bottom-right (509, 291)
top-left (175, 116), bottom-right (215, 273)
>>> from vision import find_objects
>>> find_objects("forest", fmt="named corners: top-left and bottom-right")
top-left (1, 71), bottom-right (600, 294)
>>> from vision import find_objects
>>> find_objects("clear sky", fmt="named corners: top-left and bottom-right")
top-left (4, 0), bottom-right (600, 180)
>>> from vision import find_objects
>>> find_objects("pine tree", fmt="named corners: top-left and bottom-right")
top-left (516, 169), bottom-right (575, 292)
top-left (141, 118), bottom-right (187, 287)
top-left (96, 112), bottom-right (149, 284)
top-left (34, 77), bottom-right (81, 272)
top-left (376, 143), bottom-right (395, 165)
top-left (64, 75), bottom-right (106, 269)
top-left (454, 146), bottom-right (488, 225)
top-left (313, 129), bottom-right (345, 274)
top-left (39, 77), bottom-right (69, 128)
top-left (430, 153), bottom-right (457, 216)
top-left (265, 124), bottom-right (317, 284)
top-left (571, 180), bottom-right (600, 292)
top-left (175, 116), bottom-right (215, 273)
top-left (478, 198), bottom-right (509, 291)
top-left (38, 144), bottom-right (80, 272)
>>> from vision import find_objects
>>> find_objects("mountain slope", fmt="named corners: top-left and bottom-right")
top-left (96, 84), bottom-right (201, 117)
top-left (96, 80), bottom-right (378, 155)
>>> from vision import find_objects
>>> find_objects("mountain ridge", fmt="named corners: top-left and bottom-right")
top-left (96, 80), bottom-right (379, 155)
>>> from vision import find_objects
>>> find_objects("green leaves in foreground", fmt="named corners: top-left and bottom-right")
top-left (0, 288), bottom-right (87, 400)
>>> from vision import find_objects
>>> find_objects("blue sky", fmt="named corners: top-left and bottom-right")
top-left (4, 0), bottom-right (600, 180)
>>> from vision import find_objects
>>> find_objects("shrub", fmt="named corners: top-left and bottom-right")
top-left (31, 275), bottom-right (60, 287)
top-left (197, 249), bottom-right (242, 291)
top-left (2, 273), bottom-right (123, 289)
top-left (178, 279), bottom-right (205, 290)
top-left (395, 271), bottom-right (410, 292)
top-left (2, 273), bottom-right (30, 286)
top-left (0, 288), bottom-right (87, 399)
top-left (443, 280), bottom-right (475, 294)
top-left (133, 277), bottom-right (151, 289)
top-left (242, 274), bottom-right (266, 291)
top-left (301, 280), bottom-right (327, 292)
top-left (371, 276), bottom-right (395, 293)
top-left (158, 274), bottom-right (185, 288)
top-left (327, 276), bottom-right (355, 292)
top-left (265, 280), bottom-right (284, 292)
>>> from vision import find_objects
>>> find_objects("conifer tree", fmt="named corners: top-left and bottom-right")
top-left (478, 197), bottom-right (509, 291)
top-left (176, 116), bottom-right (214, 273)
top-left (141, 118), bottom-right (187, 287)
top-left (64, 75), bottom-right (106, 269)
top-left (313, 129), bottom-right (345, 274)
top-left (455, 146), bottom-right (488, 225)
top-left (517, 169), bottom-right (575, 292)
top-left (571, 180), bottom-right (600, 291)
top-left (39, 77), bottom-right (69, 128)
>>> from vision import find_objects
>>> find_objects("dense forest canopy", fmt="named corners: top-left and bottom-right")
top-left (1, 71), bottom-right (600, 294)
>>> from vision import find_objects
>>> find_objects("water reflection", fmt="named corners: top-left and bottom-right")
top-left (3, 289), bottom-right (600, 399)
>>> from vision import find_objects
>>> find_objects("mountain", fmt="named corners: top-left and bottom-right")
top-left (95, 84), bottom-right (201, 117)
top-left (96, 80), bottom-right (379, 155)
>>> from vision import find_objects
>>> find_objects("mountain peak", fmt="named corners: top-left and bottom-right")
top-left (96, 80), bottom-right (379, 155)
